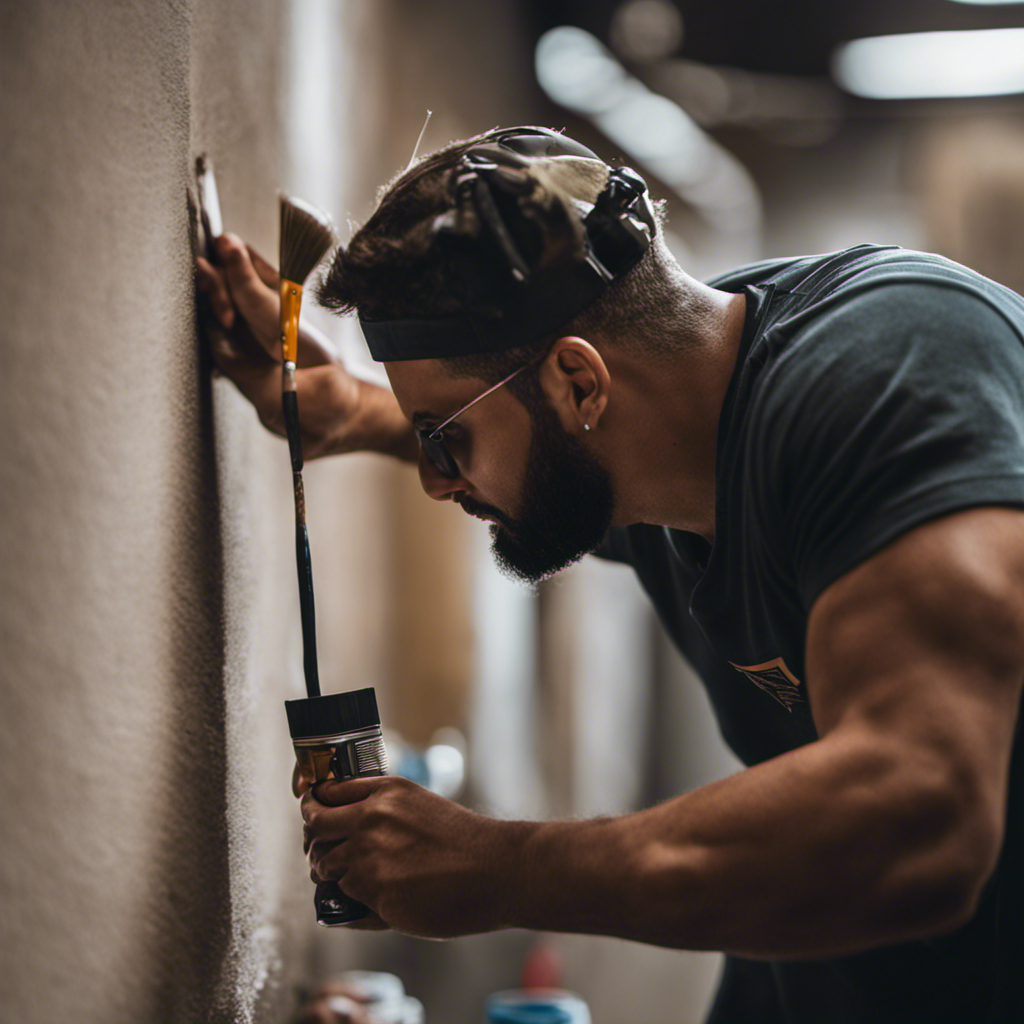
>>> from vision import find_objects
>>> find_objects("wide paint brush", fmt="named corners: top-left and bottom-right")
top-left (278, 195), bottom-right (335, 699)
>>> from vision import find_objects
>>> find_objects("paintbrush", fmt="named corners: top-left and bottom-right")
top-left (279, 195), bottom-right (335, 699)
top-left (196, 154), bottom-right (223, 263)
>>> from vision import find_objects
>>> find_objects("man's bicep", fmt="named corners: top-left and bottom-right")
top-left (805, 507), bottom-right (1024, 823)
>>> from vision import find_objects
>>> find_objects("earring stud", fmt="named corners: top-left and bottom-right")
top-left (583, 423), bottom-right (591, 432)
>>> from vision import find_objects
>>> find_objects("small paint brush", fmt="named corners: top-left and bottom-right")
top-left (279, 194), bottom-right (335, 699)
top-left (196, 154), bottom-right (223, 263)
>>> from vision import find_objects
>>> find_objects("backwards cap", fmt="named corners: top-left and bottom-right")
top-left (358, 126), bottom-right (655, 362)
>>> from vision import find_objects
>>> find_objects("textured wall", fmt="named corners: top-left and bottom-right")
top-left (0, 2), bottom-right (326, 1020)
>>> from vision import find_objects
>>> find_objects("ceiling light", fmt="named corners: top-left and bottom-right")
top-left (832, 28), bottom-right (1024, 99)
top-left (609, 0), bottom-right (685, 62)
top-left (535, 26), bottom-right (761, 234)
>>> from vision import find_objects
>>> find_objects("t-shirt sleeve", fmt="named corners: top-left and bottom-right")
top-left (593, 527), bottom-right (634, 563)
top-left (754, 281), bottom-right (1024, 610)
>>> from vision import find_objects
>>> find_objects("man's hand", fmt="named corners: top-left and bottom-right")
top-left (301, 775), bottom-right (531, 938)
top-left (195, 235), bottom-right (417, 461)
top-left (292, 761), bottom-right (310, 798)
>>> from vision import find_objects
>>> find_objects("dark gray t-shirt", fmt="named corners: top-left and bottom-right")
top-left (598, 245), bottom-right (1024, 1023)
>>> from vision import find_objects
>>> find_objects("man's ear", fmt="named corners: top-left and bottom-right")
top-left (538, 336), bottom-right (610, 435)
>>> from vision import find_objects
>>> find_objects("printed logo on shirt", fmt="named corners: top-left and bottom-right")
top-left (730, 657), bottom-right (804, 711)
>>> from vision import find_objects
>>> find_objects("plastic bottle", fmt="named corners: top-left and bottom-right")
top-left (485, 989), bottom-right (591, 1024)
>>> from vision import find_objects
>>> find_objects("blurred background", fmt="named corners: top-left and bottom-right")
top-left (3, 1), bottom-right (1024, 1022)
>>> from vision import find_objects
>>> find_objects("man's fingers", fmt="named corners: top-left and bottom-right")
top-left (246, 244), bottom-right (281, 289)
top-left (300, 778), bottom-right (391, 837)
top-left (314, 776), bottom-right (392, 806)
top-left (211, 236), bottom-right (338, 381)
top-left (209, 341), bottom-right (283, 430)
top-left (196, 257), bottom-right (235, 329)
top-left (301, 793), bottom-right (363, 837)
top-left (217, 234), bottom-right (280, 358)
top-left (293, 761), bottom-right (310, 798)
top-left (241, 242), bottom-right (338, 370)
top-left (309, 838), bottom-right (348, 880)
top-left (218, 233), bottom-right (264, 297)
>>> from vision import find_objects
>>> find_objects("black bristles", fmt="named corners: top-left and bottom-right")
top-left (279, 195), bottom-right (335, 286)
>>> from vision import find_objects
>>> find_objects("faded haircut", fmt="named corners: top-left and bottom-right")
top-left (318, 130), bottom-right (704, 390)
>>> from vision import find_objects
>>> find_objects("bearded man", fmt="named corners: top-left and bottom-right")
top-left (197, 127), bottom-right (1024, 1023)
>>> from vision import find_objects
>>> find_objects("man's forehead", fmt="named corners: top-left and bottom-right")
top-left (383, 357), bottom-right (454, 395)
top-left (383, 358), bottom-right (488, 421)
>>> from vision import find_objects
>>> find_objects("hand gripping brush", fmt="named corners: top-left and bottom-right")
top-left (278, 195), bottom-right (335, 698)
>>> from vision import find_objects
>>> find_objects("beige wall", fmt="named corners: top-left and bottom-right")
top-left (914, 115), bottom-right (1024, 297)
top-left (0, 2), bottom-right (322, 1020)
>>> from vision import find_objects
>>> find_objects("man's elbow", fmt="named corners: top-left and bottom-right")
top-left (879, 785), bottom-right (1003, 939)
top-left (935, 811), bottom-right (1002, 930)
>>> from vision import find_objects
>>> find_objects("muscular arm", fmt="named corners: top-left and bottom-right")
top-left (305, 508), bottom-right (1024, 955)
top-left (511, 507), bottom-right (1024, 956)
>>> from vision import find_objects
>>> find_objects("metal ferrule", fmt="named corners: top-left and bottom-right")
top-left (293, 725), bottom-right (388, 781)
top-left (292, 724), bottom-right (383, 747)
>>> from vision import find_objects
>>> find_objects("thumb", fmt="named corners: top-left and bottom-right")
top-left (293, 760), bottom-right (311, 798)
top-left (217, 233), bottom-right (279, 343)
top-left (313, 775), bottom-right (392, 807)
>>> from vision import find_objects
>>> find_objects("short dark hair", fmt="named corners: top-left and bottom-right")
top-left (318, 130), bottom-right (702, 389)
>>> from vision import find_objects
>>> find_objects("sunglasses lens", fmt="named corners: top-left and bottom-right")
top-left (418, 432), bottom-right (460, 478)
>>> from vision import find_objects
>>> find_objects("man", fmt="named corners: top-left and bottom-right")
top-left (197, 127), bottom-right (1024, 1023)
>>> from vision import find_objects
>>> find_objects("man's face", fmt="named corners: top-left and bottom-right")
top-left (385, 360), bottom-right (615, 585)
top-left (481, 391), bottom-right (614, 584)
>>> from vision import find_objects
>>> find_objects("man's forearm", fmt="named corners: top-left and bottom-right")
top-left (336, 377), bottom-right (418, 461)
top-left (507, 730), bottom-right (993, 958)
top-left (294, 323), bottom-right (417, 461)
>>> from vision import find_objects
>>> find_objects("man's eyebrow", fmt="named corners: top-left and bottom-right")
top-left (411, 411), bottom-right (439, 427)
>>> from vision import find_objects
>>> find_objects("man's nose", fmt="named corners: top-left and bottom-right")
top-left (418, 448), bottom-right (468, 502)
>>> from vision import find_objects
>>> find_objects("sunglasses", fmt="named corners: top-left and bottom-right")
top-left (415, 361), bottom-right (532, 478)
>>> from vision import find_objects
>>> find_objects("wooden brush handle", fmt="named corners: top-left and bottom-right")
top-left (282, 390), bottom-right (303, 473)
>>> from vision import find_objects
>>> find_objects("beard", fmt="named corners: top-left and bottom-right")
top-left (461, 402), bottom-right (615, 586)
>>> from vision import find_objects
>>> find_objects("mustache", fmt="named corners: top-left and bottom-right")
top-left (458, 496), bottom-right (514, 531)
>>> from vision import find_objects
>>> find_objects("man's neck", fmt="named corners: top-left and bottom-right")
top-left (600, 284), bottom-right (748, 540)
